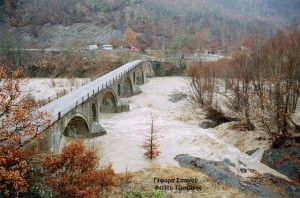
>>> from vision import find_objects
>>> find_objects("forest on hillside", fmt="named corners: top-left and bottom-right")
top-left (0, 1), bottom-right (300, 197)
top-left (0, 0), bottom-right (299, 51)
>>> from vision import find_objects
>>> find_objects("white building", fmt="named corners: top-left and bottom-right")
top-left (101, 45), bottom-right (113, 50)
top-left (88, 45), bottom-right (98, 50)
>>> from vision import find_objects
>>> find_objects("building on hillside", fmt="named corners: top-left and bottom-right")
top-left (101, 45), bottom-right (113, 50)
top-left (88, 45), bottom-right (98, 50)
top-left (203, 50), bottom-right (211, 54)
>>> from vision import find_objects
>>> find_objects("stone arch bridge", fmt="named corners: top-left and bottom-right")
top-left (37, 60), bottom-right (154, 151)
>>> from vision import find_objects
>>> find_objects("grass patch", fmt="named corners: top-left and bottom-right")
top-left (114, 165), bottom-right (248, 198)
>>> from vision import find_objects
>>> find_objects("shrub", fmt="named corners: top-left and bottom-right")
top-left (205, 107), bottom-right (231, 125)
top-left (42, 140), bottom-right (117, 198)
top-left (151, 61), bottom-right (160, 72)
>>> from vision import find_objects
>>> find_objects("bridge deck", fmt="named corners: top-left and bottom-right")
top-left (39, 59), bottom-right (146, 125)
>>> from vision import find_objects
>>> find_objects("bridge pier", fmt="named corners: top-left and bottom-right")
top-left (90, 123), bottom-right (106, 138)
top-left (117, 98), bottom-right (130, 112)
top-left (133, 84), bottom-right (142, 95)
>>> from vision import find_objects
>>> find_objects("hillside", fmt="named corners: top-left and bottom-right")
top-left (0, 0), bottom-right (299, 51)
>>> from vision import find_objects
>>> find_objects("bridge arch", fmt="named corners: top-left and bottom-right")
top-left (136, 67), bottom-right (144, 85)
top-left (64, 113), bottom-right (90, 137)
top-left (101, 90), bottom-right (118, 113)
top-left (123, 77), bottom-right (133, 97)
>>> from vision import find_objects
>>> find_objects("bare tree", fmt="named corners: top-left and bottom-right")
top-left (142, 111), bottom-right (160, 160)
top-left (186, 61), bottom-right (216, 108)
top-left (185, 22), bottom-right (300, 143)
top-left (222, 51), bottom-right (254, 129)
top-left (253, 25), bottom-right (300, 139)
